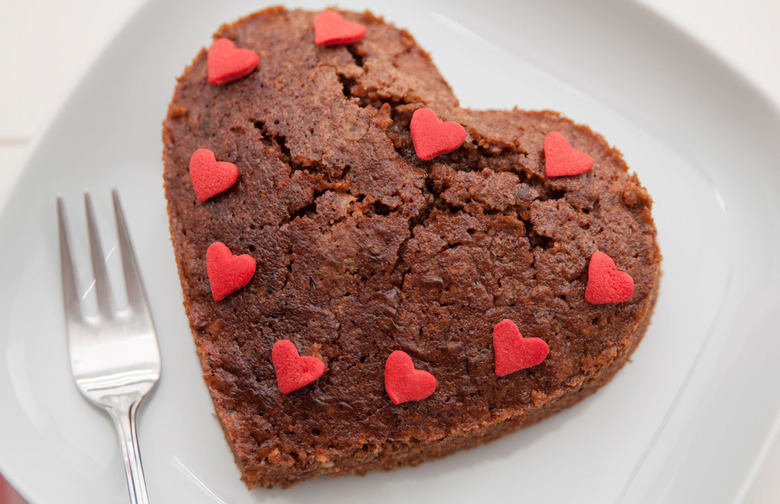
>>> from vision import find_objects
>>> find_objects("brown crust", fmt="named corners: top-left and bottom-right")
top-left (162, 7), bottom-right (662, 488)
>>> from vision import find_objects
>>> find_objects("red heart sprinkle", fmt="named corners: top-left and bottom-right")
top-left (544, 131), bottom-right (594, 177)
top-left (272, 340), bottom-right (325, 394)
top-left (410, 108), bottom-right (467, 161)
top-left (189, 149), bottom-right (238, 202)
top-left (206, 242), bottom-right (256, 302)
top-left (207, 38), bottom-right (259, 85)
top-left (384, 350), bottom-right (436, 405)
top-left (585, 251), bottom-right (634, 304)
top-left (493, 319), bottom-right (549, 377)
top-left (314, 10), bottom-right (367, 45)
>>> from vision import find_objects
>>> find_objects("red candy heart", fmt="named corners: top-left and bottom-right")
top-left (585, 251), bottom-right (634, 304)
top-left (384, 351), bottom-right (436, 405)
top-left (272, 340), bottom-right (326, 394)
top-left (207, 38), bottom-right (260, 85)
top-left (544, 131), bottom-right (594, 177)
top-left (493, 319), bottom-right (549, 377)
top-left (189, 148), bottom-right (238, 202)
top-left (313, 10), bottom-right (367, 45)
top-left (206, 242), bottom-right (256, 302)
top-left (410, 108), bottom-right (467, 161)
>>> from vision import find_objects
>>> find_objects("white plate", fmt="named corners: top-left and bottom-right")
top-left (2, 1), bottom-right (780, 503)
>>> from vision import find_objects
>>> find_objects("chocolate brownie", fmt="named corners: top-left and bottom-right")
top-left (162, 6), bottom-right (661, 488)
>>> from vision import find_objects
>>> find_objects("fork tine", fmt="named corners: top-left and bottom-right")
top-left (84, 192), bottom-right (115, 318)
top-left (57, 197), bottom-right (84, 325)
top-left (112, 190), bottom-right (150, 314)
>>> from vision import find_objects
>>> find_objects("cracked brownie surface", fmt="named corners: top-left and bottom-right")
top-left (163, 6), bottom-right (661, 488)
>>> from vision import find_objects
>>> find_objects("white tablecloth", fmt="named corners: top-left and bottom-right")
top-left (0, 1), bottom-right (778, 502)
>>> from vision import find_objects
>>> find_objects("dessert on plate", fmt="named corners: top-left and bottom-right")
top-left (162, 6), bottom-right (661, 488)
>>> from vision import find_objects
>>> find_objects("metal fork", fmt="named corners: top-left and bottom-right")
top-left (57, 190), bottom-right (160, 504)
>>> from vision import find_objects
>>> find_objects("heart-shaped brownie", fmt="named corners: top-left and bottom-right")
top-left (163, 7), bottom-right (661, 489)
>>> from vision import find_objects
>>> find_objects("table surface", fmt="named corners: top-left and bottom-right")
top-left (0, 1), bottom-right (778, 503)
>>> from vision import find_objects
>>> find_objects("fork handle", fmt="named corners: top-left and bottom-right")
top-left (108, 399), bottom-right (151, 504)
